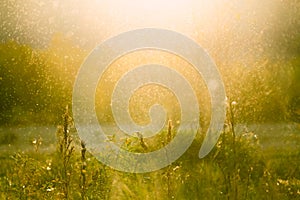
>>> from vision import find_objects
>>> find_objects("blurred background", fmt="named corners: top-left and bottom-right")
top-left (0, 0), bottom-right (299, 127)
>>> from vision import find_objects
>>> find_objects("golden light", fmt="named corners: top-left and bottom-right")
top-left (14, 0), bottom-right (279, 51)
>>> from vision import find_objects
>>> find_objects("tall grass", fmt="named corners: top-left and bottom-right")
top-left (0, 104), bottom-right (299, 199)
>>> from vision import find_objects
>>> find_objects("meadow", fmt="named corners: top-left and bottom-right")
top-left (0, 105), bottom-right (299, 200)
top-left (0, 1), bottom-right (299, 198)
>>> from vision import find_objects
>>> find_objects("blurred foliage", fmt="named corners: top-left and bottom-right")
top-left (0, 1), bottom-right (299, 126)
top-left (0, 34), bottom-right (87, 126)
top-left (0, 32), bottom-right (298, 126)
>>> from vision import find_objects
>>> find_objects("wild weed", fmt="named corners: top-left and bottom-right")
top-left (80, 140), bottom-right (87, 199)
top-left (212, 99), bottom-right (266, 199)
top-left (0, 105), bottom-right (299, 199)
top-left (56, 105), bottom-right (74, 199)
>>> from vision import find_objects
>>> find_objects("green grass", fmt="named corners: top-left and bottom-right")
top-left (0, 109), bottom-right (299, 199)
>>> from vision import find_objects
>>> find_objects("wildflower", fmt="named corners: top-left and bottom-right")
top-left (173, 166), bottom-right (180, 171)
top-left (125, 138), bottom-right (132, 146)
top-left (46, 187), bottom-right (55, 192)
top-left (253, 134), bottom-right (258, 140)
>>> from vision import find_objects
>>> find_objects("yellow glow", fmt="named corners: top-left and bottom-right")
top-left (17, 0), bottom-right (279, 52)
top-left (99, 0), bottom-right (195, 31)
top-left (116, 0), bottom-right (192, 12)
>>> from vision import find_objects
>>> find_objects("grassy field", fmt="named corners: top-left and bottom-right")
top-left (0, 109), bottom-right (299, 200)
top-left (0, 1), bottom-right (299, 199)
